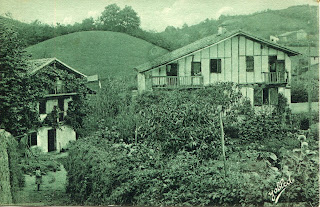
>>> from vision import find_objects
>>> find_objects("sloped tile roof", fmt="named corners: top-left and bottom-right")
top-left (134, 30), bottom-right (300, 73)
top-left (27, 58), bottom-right (87, 77)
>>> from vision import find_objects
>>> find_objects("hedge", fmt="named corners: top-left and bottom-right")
top-left (0, 130), bottom-right (24, 204)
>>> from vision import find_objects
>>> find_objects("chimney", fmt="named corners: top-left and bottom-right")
top-left (218, 24), bottom-right (227, 35)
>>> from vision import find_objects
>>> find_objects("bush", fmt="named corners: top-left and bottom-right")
top-left (135, 83), bottom-right (250, 158)
top-left (65, 82), bottom-right (316, 206)
top-left (20, 147), bottom-right (61, 175)
top-left (66, 135), bottom-right (290, 206)
top-left (291, 113), bottom-right (319, 131)
top-left (291, 77), bottom-right (319, 103)
top-left (0, 130), bottom-right (25, 203)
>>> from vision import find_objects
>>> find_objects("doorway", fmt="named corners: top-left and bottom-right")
top-left (48, 129), bottom-right (56, 152)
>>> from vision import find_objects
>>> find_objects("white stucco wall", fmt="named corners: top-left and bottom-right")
top-left (37, 127), bottom-right (49, 152)
top-left (56, 125), bottom-right (76, 152)
top-left (36, 125), bottom-right (76, 153)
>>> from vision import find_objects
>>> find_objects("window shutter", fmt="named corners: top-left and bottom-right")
top-left (254, 88), bottom-right (263, 106)
top-left (269, 88), bottom-right (279, 105)
top-left (210, 59), bottom-right (215, 73)
top-left (217, 59), bottom-right (221, 73)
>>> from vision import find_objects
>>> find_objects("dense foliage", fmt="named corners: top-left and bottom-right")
top-left (1, 5), bottom-right (317, 51)
top-left (98, 4), bottom-right (140, 33)
top-left (134, 83), bottom-right (249, 158)
top-left (65, 82), bottom-right (318, 206)
top-left (19, 146), bottom-right (61, 175)
top-left (0, 130), bottom-right (25, 203)
top-left (291, 75), bottom-right (319, 103)
top-left (0, 23), bottom-right (40, 136)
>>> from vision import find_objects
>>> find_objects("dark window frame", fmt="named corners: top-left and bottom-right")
top-left (166, 63), bottom-right (178, 76)
top-left (39, 100), bottom-right (46, 114)
top-left (254, 87), bottom-right (279, 106)
top-left (191, 62), bottom-right (201, 76)
top-left (210, 59), bottom-right (222, 73)
top-left (246, 56), bottom-right (254, 72)
top-left (58, 98), bottom-right (64, 111)
top-left (28, 132), bottom-right (37, 146)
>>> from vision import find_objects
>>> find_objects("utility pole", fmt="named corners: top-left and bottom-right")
top-left (218, 105), bottom-right (227, 179)
top-left (307, 41), bottom-right (312, 127)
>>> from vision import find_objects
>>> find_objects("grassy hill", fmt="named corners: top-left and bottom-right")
top-left (159, 5), bottom-right (318, 50)
top-left (26, 31), bottom-right (168, 87)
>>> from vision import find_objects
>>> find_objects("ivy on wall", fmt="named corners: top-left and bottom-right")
top-left (32, 65), bottom-right (89, 131)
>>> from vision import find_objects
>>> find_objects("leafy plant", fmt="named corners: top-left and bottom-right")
top-left (279, 135), bottom-right (319, 206)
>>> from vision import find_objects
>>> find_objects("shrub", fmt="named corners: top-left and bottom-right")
top-left (279, 137), bottom-right (319, 206)
top-left (65, 135), bottom-right (288, 206)
top-left (0, 130), bottom-right (25, 203)
top-left (135, 83), bottom-right (250, 158)
top-left (20, 147), bottom-right (61, 175)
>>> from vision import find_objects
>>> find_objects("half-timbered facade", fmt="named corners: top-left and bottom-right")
top-left (134, 30), bottom-right (300, 106)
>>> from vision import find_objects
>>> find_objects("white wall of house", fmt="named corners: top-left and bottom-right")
top-left (37, 127), bottom-right (49, 152)
top-left (149, 35), bottom-right (292, 86)
top-left (35, 96), bottom-right (75, 152)
top-left (36, 126), bottom-right (76, 152)
top-left (56, 126), bottom-right (76, 152)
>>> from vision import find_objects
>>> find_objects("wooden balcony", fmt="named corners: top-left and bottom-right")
top-left (151, 76), bottom-right (204, 89)
top-left (262, 72), bottom-right (288, 84)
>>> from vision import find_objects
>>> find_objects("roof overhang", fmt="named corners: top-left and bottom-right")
top-left (134, 30), bottom-right (301, 73)
top-left (29, 58), bottom-right (87, 78)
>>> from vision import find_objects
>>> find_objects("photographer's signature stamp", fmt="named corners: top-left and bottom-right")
top-left (268, 177), bottom-right (294, 203)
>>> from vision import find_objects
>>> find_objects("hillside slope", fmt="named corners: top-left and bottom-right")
top-left (26, 31), bottom-right (168, 83)
top-left (159, 5), bottom-right (318, 49)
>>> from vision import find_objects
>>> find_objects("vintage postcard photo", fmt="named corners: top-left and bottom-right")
top-left (0, 0), bottom-right (319, 206)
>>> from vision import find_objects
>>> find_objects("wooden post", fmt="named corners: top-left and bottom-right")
top-left (308, 42), bottom-right (312, 127)
top-left (218, 106), bottom-right (227, 179)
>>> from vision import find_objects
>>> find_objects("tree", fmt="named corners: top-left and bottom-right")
top-left (118, 6), bottom-right (140, 32)
top-left (99, 4), bottom-right (140, 32)
top-left (81, 17), bottom-right (95, 31)
top-left (0, 23), bottom-right (40, 136)
top-left (99, 4), bottom-right (121, 31)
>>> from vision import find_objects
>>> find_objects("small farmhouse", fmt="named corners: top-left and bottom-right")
top-left (278, 29), bottom-right (308, 42)
top-left (26, 58), bottom-right (87, 152)
top-left (134, 30), bottom-right (300, 106)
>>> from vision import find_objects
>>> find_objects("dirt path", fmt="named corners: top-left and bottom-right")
top-left (16, 164), bottom-right (71, 205)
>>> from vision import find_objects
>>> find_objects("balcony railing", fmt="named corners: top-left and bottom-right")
top-left (151, 76), bottom-right (204, 89)
top-left (262, 72), bottom-right (288, 84)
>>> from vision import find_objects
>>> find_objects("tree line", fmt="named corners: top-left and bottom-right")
top-left (1, 4), bottom-right (318, 52)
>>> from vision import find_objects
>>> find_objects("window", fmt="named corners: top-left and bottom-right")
top-left (28, 132), bottom-right (37, 146)
top-left (191, 62), bottom-right (201, 76)
top-left (166, 63), bottom-right (178, 76)
top-left (254, 88), bottom-right (263, 106)
top-left (56, 79), bottom-right (64, 93)
top-left (39, 100), bottom-right (46, 114)
top-left (246, 56), bottom-right (254, 72)
top-left (269, 88), bottom-right (278, 105)
top-left (263, 88), bottom-right (269, 105)
top-left (210, 59), bottom-right (221, 73)
top-left (58, 98), bottom-right (64, 111)
top-left (277, 60), bottom-right (285, 72)
top-left (269, 56), bottom-right (277, 72)
top-left (58, 98), bottom-right (64, 122)
top-left (254, 87), bottom-right (278, 106)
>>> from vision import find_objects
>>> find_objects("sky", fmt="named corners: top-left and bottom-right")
top-left (0, 0), bottom-right (318, 32)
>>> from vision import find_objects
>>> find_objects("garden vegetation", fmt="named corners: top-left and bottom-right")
top-left (65, 82), bottom-right (319, 206)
